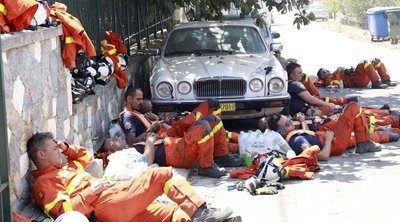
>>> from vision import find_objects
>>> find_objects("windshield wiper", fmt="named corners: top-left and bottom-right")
top-left (164, 51), bottom-right (193, 57)
top-left (194, 49), bottom-right (233, 55)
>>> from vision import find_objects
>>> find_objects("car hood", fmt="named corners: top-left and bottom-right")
top-left (157, 54), bottom-right (272, 79)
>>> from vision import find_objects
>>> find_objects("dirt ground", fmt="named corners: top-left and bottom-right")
top-left (320, 18), bottom-right (400, 50)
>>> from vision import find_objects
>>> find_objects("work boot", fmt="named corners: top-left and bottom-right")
top-left (382, 80), bottom-right (397, 87)
top-left (346, 96), bottom-right (359, 103)
top-left (192, 205), bottom-right (233, 222)
top-left (198, 164), bottom-right (227, 178)
top-left (379, 104), bottom-right (391, 110)
top-left (214, 153), bottom-right (245, 167)
top-left (355, 141), bottom-right (382, 154)
top-left (371, 81), bottom-right (388, 89)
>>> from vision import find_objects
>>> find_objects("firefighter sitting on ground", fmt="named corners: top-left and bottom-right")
top-left (313, 58), bottom-right (397, 89)
top-left (27, 132), bottom-right (237, 222)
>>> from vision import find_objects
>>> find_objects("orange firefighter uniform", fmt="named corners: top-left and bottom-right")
top-left (49, 2), bottom-right (96, 69)
top-left (314, 60), bottom-right (392, 88)
top-left (105, 31), bottom-right (127, 55)
top-left (0, 0), bottom-right (10, 33)
top-left (3, 0), bottom-right (38, 32)
top-left (32, 144), bottom-right (205, 222)
top-left (101, 40), bottom-right (128, 88)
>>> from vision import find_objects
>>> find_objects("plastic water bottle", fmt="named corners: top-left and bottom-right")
top-left (339, 80), bottom-right (344, 93)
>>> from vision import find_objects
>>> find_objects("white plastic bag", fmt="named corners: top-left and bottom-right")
top-left (103, 148), bottom-right (148, 181)
top-left (239, 129), bottom-right (292, 165)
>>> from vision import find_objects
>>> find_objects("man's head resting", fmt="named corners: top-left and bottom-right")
top-left (27, 132), bottom-right (62, 169)
top-left (317, 68), bottom-right (331, 80)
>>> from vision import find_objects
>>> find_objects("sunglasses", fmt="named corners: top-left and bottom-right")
top-left (276, 116), bottom-right (292, 133)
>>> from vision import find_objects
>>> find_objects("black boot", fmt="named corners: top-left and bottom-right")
top-left (192, 205), bottom-right (233, 222)
top-left (379, 104), bottom-right (391, 110)
top-left (198, 164), bottom-right (227, 178)
top-left (346, 96), bottom-right (358, 103)
top-left (371, 81), bottom-right (388, 89)
top-left (214, 153), bottom-right (245, 167)
top-left (382, 80), bottom-right (397, 87)
top-left (355, 141), bottom-right (382, 154)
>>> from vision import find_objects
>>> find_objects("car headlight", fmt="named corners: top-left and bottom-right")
top-left (156, 82), bottom-right (173, 98)
top-left (249, 78), bottom-right (263, 92)
top-left (177, 81), bottom-right (191, 95)
top-left (268, 78), bottom-right (284, 93)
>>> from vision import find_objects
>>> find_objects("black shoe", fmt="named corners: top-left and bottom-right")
top-left (346, 96), bottom-right (358, 103)
top-left (380, 104), bottom-right (391, 110)
top-left (192, 205), bottom-right (233, 222)
top-left (382, 80), bottom-right (397, 87)
top-left (355, 141), bottom-right (382, 154)
top-left (198, 164), bottom-right (226, 178)
top-left (214, 154), bottom-right (245, 167)
top-left (371, 81), bottom-right (388, 89)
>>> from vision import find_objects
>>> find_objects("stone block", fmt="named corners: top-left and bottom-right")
top-left (86, 159), bottom-right (104, 178)
top-left (12, 76), bottom-right (25, 117)
top-left (19, 153), bottom-right (29, 180)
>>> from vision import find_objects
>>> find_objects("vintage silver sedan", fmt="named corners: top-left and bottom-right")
top-left (150, 20), bottom-right (290, 119)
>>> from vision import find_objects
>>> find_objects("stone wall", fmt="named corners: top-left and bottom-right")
top-left (1, 27), bottom-right (135, 211)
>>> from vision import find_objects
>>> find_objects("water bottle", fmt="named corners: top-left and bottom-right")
top-left (339, 80), bottom-right (344, 93)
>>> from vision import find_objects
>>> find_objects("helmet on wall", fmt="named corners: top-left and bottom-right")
top-left (117, 54), bottom-right (127, 71)
top-left (253, 156), bottom-right (283, 183)
top-left (30, 2), bottom-right (49, 27)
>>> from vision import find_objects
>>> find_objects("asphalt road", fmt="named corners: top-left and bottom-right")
top-left (188, 12), bottom-right (400, 222)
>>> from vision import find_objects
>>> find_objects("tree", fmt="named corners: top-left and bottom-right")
top-left (146, 0), bottom-right (315, 29)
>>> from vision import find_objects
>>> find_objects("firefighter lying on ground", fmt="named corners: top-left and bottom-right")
top-left (313, 58), bottom-right (397, 89)
top-left (119, 86), bottom-right (244, 172)
top-left (27, 132), bottom-right (237, 222)
top-left (263, 102), bottom-right (400, 160)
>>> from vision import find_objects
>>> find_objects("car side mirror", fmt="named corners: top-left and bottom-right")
top-left (271, 32), bottom-right (280, 39)
top-left (270, 42), bottom-right (283, 52)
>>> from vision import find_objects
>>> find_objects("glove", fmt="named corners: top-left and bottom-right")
top-left (255, 186), bottom-right (278, 195)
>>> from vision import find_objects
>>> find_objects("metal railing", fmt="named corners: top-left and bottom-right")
top-left (340, 16), bottom-right (368, 30)
top-left (47, 0), bottom-right (172, 55)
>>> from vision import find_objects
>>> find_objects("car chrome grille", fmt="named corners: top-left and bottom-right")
top-left (194, 78), bottom-right (246, 98)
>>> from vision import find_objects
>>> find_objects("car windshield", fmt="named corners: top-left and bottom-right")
top-left (164, 25), bottom-right (267, 57)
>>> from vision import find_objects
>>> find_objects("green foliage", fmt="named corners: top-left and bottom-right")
top-left (146, 0), bottom-right (315, 29)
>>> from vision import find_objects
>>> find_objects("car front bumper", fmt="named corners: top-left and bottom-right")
top-left (152, 95), bottom-right (290, 120)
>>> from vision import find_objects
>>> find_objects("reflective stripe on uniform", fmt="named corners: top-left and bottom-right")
top-left (163, 178), bottom-right (172, 194)
top-left (50, 10), bottom-right (55, 16)
top-left (325, 97), bottom-right (330, 103)
top-left (171, 208), bottom-right (186, 222)
top-left (374, 61), bottom-right (382, 68)
top-left (198, 134), bottom-right (211, 144)
top-left (44, 195), bottom-right (72, 217)
top-left (195, 111), bottom-right (202, 121)
top-left (78, 152), bottom-right (91, 162)
top-left (117, 63), bottom-right (121, 68)
top-left (226, 131), bottom-right (232, 142)
top-left (211, 121), bottom-right (223, 136)
top-left (330, 80), bottom-right (340, 85)
top-left (364, 60), bottom-right (371, 68)
top-left (212, 108), bottom-right (221, 116)
top-left (304, 74), bottom-right (309, 82)
top-left (66, 172), bottom-right (90, 194)
top-left (72, 160), bottom-right (84, 172)
top-left (355, 107), bottom-right (363, 118)
top-left (0, 4), bottom-right (7, 15)
top-left (108, 48), bottom-right (116, 55)
top-left (284, 166), bottom-right (290, 179)
top-left (369, 116), bottom-right (375, 134)
top-left (65, 37), bottom-right (74, 44)
top-left (42, 218), bottom-right (54, 222)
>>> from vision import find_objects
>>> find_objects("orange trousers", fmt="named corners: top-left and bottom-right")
top-left (165, 121), bottom-right (215, 168)
top-left (342, 61), bottom-right (390, 88)
top-left (94, 167), bottom-right (204, 222)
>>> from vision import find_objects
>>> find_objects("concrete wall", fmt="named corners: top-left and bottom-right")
top-left (1, 27), bottom-right (134, 210)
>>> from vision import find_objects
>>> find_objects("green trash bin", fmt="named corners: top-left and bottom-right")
top-left (386, 8), bottom-right (400, 44)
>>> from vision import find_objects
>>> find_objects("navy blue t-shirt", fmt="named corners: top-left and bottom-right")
top-left (134, 143), bottom-right (167, 166)
top-left (288, 133), bottom-right (323, 155)
top-left (288, 81), bottom-right (309, 116)
top-left (120, 111), bottom-right (147, 137)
